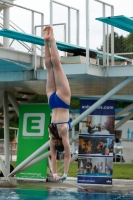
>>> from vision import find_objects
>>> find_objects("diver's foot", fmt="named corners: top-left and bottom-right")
top-left (47, 26), bottom-right (54, 42)
top-left (56, 177), bottom-right (66, 182)
top-left (43, 26), bottom-right (49, 42)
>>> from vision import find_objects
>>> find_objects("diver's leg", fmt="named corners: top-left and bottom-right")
top-left (46, 26), bottom-right (71, 104)
top-left (44, 26), bottom-right (56, 99)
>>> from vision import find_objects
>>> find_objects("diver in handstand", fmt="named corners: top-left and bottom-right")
top-left (43, 25), bottom-right (71, 181)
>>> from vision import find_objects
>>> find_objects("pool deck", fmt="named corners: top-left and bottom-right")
top-left (17, 178), bottom-right (133, 194)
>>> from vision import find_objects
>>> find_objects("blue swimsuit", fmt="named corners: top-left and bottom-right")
top-left (49, 92), bottom-right (71, 131)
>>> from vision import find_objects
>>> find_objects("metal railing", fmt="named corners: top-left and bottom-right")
top-left (50, 0), bottom-right (79, 45)
top-left (0, 141), bottom-right (17, 162)
top-left (34, 23), bottom-right (67, 70)
top-left (0, 0), bottom-right (44, 57)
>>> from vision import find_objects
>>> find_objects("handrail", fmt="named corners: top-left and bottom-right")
top-left (0, 14), bottom-right (41, 53)
top-left (0, 0), bottom-right (44, 64)
top-left (0, 0), bottom-right (43, 15)
top-left (34, 23), bottom-right (67, 70)
top-left (50, 0), bottom-right (79, 45)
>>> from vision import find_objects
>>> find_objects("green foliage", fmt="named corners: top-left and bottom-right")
top-left (70, 98), bottom-right (80, 109)
top-left (30, 94), bottom-right (48, 103)
top-left (99, 32), bottom-right (133, 59)
top-left (115, 101), bottom-right (131, 108)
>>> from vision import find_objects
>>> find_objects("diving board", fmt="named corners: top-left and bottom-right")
top-left (96, 15), bottom-right (133, 34)
top-left (0, 29), bottom-right (95, 57)
top-left (0, 29), bottom-right (126, 61)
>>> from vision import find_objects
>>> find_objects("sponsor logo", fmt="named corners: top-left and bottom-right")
top-left (106, 180), bottom-right (112, 183)
top-left (23, 113), bottom-right (45, 136)
top-left (82, 105), bottom-right (114, 110)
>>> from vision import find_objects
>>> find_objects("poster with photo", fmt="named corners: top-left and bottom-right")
top-left (78, 154), bottom-right (113, 185)
top-left (80, 99), bottom-right (115, 135)
top-left (78, 134), bottom-right (114, 185)
top-left (78, 99), bottom-right (115, 186)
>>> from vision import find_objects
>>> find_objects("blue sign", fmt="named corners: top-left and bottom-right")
top-left (78, 99), bottom-right (115, 186)
top-left (80, 99), bottom-right (115, 116)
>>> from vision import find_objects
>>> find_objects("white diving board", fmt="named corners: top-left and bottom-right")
top-left (0, 29), bottom-right (126, 61)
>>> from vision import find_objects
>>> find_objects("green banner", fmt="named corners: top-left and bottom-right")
top-left (16, 104), bottom-right (50, 180)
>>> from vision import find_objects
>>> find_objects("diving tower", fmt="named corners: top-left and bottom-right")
top-left (0, 0), bottom-right (133, 179)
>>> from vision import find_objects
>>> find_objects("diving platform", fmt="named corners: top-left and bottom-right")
top-left (0, 29), bottom-right (126, 61)
top-left (96, 15), bottom-right (133, 34)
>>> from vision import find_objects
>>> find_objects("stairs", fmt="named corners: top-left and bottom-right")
top-left (0, 91), bottom-right (37, 127)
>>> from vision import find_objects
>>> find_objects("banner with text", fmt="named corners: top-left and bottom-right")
top-left (78, 99), bottom-right (115, 186)
top-left (16, 104), bottom-right (50, 180)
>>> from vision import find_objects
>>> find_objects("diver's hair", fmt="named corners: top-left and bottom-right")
top-left (48, 123), bottom-right (61, 140)
top-left (48, 123), bottom-right (64, 152)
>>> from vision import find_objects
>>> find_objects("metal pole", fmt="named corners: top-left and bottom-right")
top-left (9, 76), bottom-right (133, 177)
top-left (14, 134), bottom-right (79, 173)
top-left (86, 0), bottom-right (89, 69)
top-left (18, 151), bottom-right (51, 172)
top-left (0, 0), bottom-right (43, 14)
top-left (8, 140), bottom-right (50, 177)
top-left (9, 133), bottom-right (79, 176)
top-left (71, 77), bottom-right (133, 128)
top-left (41, 14), bottom-right (44, 58)
top-left (57, 154), bottom-right (78, 172)
top-left (103, 3), bottom-right (106, 67)
top-left (111, 6), bottom-right (114, 66)
top-left (50, 0), bottom-right (53, 26)
top-left (115, 103), bottom-right (133, 118)
top-left (107, 24), bottom-right (109, 67)
top-left (77, 10), bottom-right (80, 45)
top-left (3, 91), bottom-right (10, 174)
top-left (31, 11), bottom-right (34, 44)
top-left (115, 112), bottom-right (133, 130)
top-left (8, 91), bottom-right (19, 116)
top-left (72, 112), bottom-right (75, 150)
top-left (3, 7), bottom-right (9, 48)
top-left (0, 91), bottom-right (4, 109)
top-left (68, 7), bottom-right (71, 43)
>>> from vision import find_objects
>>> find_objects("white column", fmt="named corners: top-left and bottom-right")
top-left (3, 7), bottom-right (10, 48)
top-left (3, 91), bottom-right (10, 174)
top-left (72, 112), bottom-right (75, 150)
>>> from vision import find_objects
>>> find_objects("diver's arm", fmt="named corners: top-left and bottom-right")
top-left (50, 137), bottom-right (62, 180)
top-left (62, 135), bottom-right (71, 175)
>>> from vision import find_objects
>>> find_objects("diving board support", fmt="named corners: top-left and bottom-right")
top-left (3, 91), bottom-right (10, 175)
top-left (8, 134), bottom-right (79, 176)
top-left (71, 77), bottom-right (133, 127)
top-left (0, 91), bottom-right (4, 109)
top-left (57, 153), bottom-right (78, 172)
top-left (3, 5), bottom-right (10, 48)
top-left (115, 112), bottom-right (133, 130)
top-left (8, 78), bottom-right (133, 177)
top-left (8, 140), bottom-right (50, 177)
top-left (8, 91), bottom-right (19, 116)
top-left (115, 103), bottom-right (133, 119)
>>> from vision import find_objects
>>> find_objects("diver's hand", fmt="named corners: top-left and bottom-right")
top-left (53, 174), bottom-right (61, 181)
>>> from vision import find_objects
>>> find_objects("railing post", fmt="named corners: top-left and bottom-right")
top-left (3, 7), bottom-right (10, 48)
top-left (3, 91), bottom-right (10, 174)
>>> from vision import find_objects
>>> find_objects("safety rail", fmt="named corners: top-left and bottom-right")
top-left (34, 23), bottom-right (67, 70)
top-left (0, 0), bottom-right (44, 57)
top-left (0, 141), bottom-right (17, 162)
